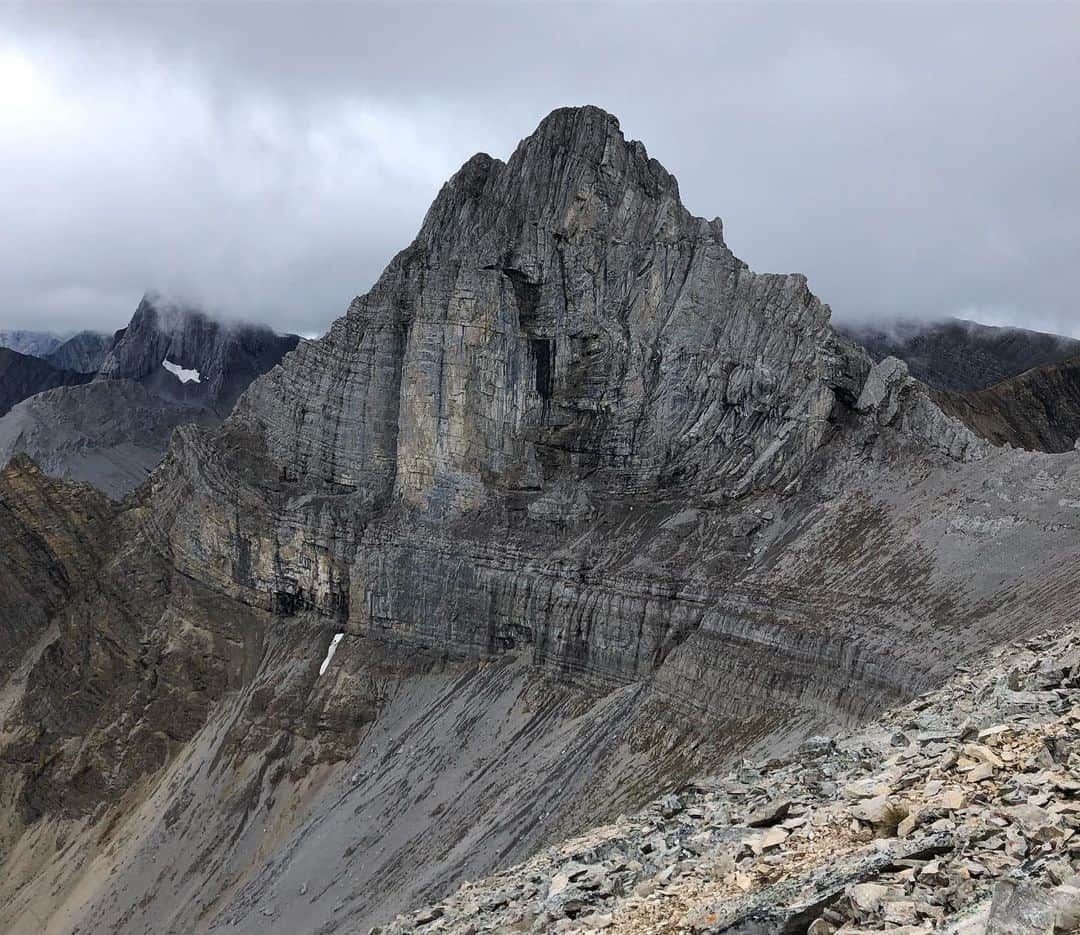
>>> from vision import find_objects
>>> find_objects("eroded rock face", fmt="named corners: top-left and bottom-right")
top-left (1, 107), bottom-right (1078, 935)
top-left (0, 456), bottom-right (115, 678)
top-left (237, 106), bottom-right (869, 515)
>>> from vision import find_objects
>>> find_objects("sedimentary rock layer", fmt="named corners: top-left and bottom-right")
top-left (1, 107), bottom-right (1079, 935)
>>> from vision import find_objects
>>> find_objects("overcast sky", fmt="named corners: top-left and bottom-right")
top-left (1, 2), bottom-right (1078, 337)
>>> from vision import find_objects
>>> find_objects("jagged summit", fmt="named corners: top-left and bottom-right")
top-left (98, 293), bottom-right (299, 411)
top-left (3, 107), bottom-right (1073, 935)
top-left (237, 106), bottom-right (919, 518)
top-left (416, 105), bottom-right (693, 265)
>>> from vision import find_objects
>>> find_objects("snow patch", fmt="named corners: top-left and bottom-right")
top-left (319, 632), bottom-right (345, 677)
top-left (162, 357), bottom-right (201, 383)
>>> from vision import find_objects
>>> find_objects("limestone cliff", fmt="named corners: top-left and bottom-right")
top-left (238, 106), bottom-right (868, 515)
top-left (0, 107), bottom-right (1077, 935)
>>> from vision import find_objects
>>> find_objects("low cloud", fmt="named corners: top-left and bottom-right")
top-left (2, 3), bottom-right (1079, 337)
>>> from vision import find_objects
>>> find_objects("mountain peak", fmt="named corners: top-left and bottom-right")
top-left (505, 104), bottom-right (682, 214)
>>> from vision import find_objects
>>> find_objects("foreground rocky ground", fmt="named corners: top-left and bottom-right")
top-left (383, 622), bottom-right (1080, 934)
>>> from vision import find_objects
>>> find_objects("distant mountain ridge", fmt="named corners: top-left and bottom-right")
top-left (96, 295), bottom-right (301, 414)
top-left (0, 347), bottom-right (92, 417)
top-left (0, 295), bottom-right (300, 495)
top-left (46, 330), bottom-right (114, 373)
top-left (838, 317), bottom-right (1080, 390)
top-left (0, 329), bottom-right (66, 358)
top-left (930, 354), bottom-right (1080, 452)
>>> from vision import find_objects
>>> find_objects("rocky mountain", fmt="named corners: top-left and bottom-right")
top-left (839, 318), bottom-right (1080, 391)
top-left (0, 297), bottom-right (299, 496)
top-left (97, 295), bottom-right (300, 414)
top-left (0, 329), bottom-right (65, 358)
top-left (1, 106), bottom-right (1079, 935)
top-left (45, 329), bottom-right (114, 373)
top-left (0, 347), bottom-right (92, 417)
top-left (930, 355), bottom-right (1080, 453)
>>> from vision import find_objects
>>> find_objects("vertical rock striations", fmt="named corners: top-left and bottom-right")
top-left (1, 107), bottom-right (1076, 935)
top-left (238, 106), bottom-right (869, 516)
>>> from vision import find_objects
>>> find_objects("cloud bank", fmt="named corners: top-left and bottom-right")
top-left (1, 3), bottom-right (1078, 337)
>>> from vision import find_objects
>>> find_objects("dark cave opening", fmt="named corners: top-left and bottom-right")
top-left (531, 338), bottom-right (555, 398)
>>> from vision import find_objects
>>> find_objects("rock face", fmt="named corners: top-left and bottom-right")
top-left (98, 295), bottom-right (300, 414)
top-left (839, 317), bottom-right (1080, 391)
top-left (0, 456), bottom-right (116, 682)
top-left (45, 330), bottom-right (113, 373)
top-left (0, 296), bottom-right (299, 496)
top-left (1, 106), bottom-right (1080, 935)
top-left (0, 347), bottom-right (92, 417)
top-left (930, 355), bottom-right (1080, 453)
top-left (239, 106), bottom-right (867, 514)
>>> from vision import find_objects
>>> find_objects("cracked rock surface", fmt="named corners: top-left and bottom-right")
top-left (2, 107), bottom-right (1080, 934)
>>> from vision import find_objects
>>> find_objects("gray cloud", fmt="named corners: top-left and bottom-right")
top-left (1, 2), bottom-right (1078, 337)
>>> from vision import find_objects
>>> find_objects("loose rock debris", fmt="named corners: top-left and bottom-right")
top-left (381, 624), bottom-right (1080, 933)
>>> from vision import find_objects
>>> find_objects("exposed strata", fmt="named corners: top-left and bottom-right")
top-left (1, 107), bottom-right (1079, 935)
top-left (382, 618), bottom-right (1080, 933)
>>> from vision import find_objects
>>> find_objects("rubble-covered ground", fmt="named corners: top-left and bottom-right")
top-left (383, 623), bottom-right (1080, 934)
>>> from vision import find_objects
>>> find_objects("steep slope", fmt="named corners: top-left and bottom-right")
top-left (97, 295), bottom-right (301, 414)
top-left (384, 619), bottom-right (1080, 934)
top-left (0, 297), bottom-right (300, 496)
top-left (1, 107), bottom-right (1079, 935)
top-left (0, 456), bottom-right (116, 684)
top-left (0, 347), bottom-right (92, 417)
top-left (0, 380), bottom-right (216, 497)
top-left (930, 355), bottom-right (1080, 452)
top-left (839, 318), bottom-right (1080, 390)
top-left (45, 330), bottom-right (113, 373)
